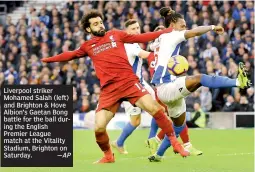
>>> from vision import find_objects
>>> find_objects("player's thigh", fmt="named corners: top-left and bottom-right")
top-left (95, 109), bottom-right (114, 131)
top-left (185, 74), bottom-right (202, 92)
top-left (166, 98), bottom-right (186, 122)
top-left (157, 76), bottom-right (191, 103)
top-left (135, 94), bottom-right (163, 115)
top-left (143, 80), bottom-right (156, 100)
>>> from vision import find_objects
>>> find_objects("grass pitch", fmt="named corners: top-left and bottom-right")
top-left (1, 129), bottom-right (254, 172)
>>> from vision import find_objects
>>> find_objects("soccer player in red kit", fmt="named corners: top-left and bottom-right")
top-left (41, 11), bottom-right (189, 163)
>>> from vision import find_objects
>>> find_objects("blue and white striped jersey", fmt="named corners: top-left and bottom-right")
top-left (124, 43), bottom-right (144, 83)
top-left (151, 30), bottom-right (187, 85)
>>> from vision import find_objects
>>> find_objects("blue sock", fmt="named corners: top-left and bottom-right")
top-left (157, 135), bottom-right (171, 156)
top-left (173, 125), bottom-right (185, 137)
top-left (117, 122), bottom-right (137, 147)
top-left (200, 74), bottom-right (237, 88)
top-left (157, 124), bottom-right (185, 156)
top-left (148, 118), bottom-right (158, 139)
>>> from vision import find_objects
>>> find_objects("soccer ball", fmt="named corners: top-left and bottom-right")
top-left (167, 55), bottom-right (189, 76)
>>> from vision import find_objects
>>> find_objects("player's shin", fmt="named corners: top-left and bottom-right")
top-left (180, 124), bottom-right (190, 144)
top-left (95, 131), bottom-right (112, 156)
top-left (200, 74), bottom-right (237, 88)
top-left (152, 110), bottom-right (176, 141)
top-left (157, 135), bottom-right (171, 156)
top-left (117, 122), bottom-right (136, 147)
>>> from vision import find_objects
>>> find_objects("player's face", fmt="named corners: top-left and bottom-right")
top-left (172, 19), bottom-right (187, 31)
top-left (126, 22), bottom-right (141, 35)
top-left (87, 17), bottom-right (106, 37)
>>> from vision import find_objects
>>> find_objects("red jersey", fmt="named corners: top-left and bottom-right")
top-left (42, 29), bottom-right (172, 88)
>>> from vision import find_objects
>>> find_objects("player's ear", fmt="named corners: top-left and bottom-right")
top-left (86, 27), bottom-right (91, 33)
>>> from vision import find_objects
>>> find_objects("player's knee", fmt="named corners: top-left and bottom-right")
top-left (95, 124), bottom-right (107, 132)
top-left (130, 116), bottom-right (141, 127)
top-left (195, 74), bottom-right (203, 83)
top-left (186, 74), bottom-right (203, 92)
top-left (189, 74), bottom-right (202, 83)
top-left (150, 102), bottom-right (164, 115)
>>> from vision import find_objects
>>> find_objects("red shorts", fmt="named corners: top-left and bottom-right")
top-left (96, 81), bottom-right (149, 114)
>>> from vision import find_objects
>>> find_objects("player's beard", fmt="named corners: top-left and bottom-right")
top-left (91, 29), bottom-right (106, 37)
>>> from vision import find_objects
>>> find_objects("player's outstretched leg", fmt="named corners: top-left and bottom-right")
top-left (112, 114), bottom-right (141, 154)
top-left (135, 94), bottom-right (189, 158)
top-left (186, 62), bottom-right (250, 92)
top-left (94, 110), bottom-right (115, 164)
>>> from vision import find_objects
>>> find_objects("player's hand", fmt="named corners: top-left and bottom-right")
top-left (41, 58), bottom-right (48, 63)
top-left (213, 26), bottom-right (224, 35)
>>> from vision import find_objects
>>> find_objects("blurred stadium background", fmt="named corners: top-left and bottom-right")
top-left (0, 0), bottom-right (253, 129)
top-left (0, 0), bottom-right (254, 171)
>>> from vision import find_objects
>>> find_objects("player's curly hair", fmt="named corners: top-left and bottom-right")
top-left (159, 7), bottom-right (183, 28)
top-left (80, 10), bottom-right (104, 33)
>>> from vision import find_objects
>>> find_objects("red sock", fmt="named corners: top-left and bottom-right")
top-left (180, 124), bottom-right (190, 144)
top-left (153, 110), bottom-right (178, 145)
top-left (95, 131), bottom-right (112, 156)
top-left (157, 129), bottom-right (165, 141)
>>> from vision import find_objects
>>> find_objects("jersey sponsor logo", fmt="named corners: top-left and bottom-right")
top-left (92, 43), bottom-right (112, 55)
top-left (179, 87), bottom-right (183, 92)
top-left (109, 35), bottom-right (117, 47)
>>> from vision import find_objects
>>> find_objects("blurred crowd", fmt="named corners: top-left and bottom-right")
top-left (0, 1), bottom-right (254, 113)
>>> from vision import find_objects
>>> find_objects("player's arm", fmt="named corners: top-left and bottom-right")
top-left (138, 49), bottom-right (151, 59)
top-left (131, 43), bottom-right (152, 59)
top-left (118, 27), bottom-right (173, 43)
top-left (184, 25), bottom-right (224, 39)
top-left (41, 47), bottom-right (87, 63)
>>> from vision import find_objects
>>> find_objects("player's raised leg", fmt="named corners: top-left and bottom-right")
top-left (186, 62), bottom-right (250, 92)
top-left (94, 109), bottom-right (115, 164)
top-left (134, 93), bottom-right (189, 157)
